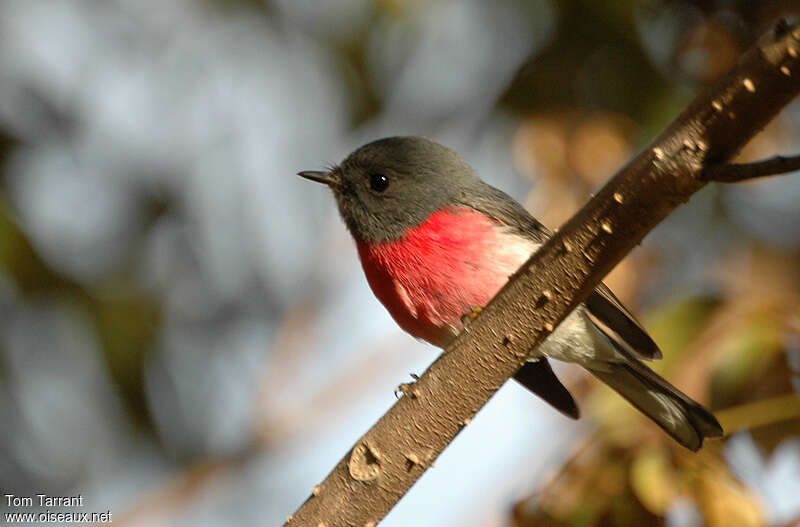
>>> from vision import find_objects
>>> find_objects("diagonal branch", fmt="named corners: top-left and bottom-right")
top-left (286, 21), bottom-right (800, 527)
top-left (704, 154), bottom-right (800, 182)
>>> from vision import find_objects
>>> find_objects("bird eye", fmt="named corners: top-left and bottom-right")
top-left (369, 173), bottom-right (389, 192)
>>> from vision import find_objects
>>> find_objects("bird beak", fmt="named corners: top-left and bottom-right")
top-left (297, 170), bottom-right (340, 188)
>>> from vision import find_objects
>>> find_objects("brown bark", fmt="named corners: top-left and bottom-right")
top-left (286, 22), bottom-right (800, 527)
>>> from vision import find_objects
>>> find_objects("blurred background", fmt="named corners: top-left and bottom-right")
top-left (1, 1), bottom-right (799, 526)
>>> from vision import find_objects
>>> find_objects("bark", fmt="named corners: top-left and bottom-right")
top-left (286, 22), bottom-right (800, 527)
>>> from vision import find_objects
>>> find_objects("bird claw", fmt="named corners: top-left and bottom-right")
top-left (395, 374), bottom-right (421, 399)
top-left (460, 306), bottom-right (483, 327)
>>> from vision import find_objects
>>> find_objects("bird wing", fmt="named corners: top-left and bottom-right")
top-left (514, 358), bottom-right (579, 418)
top-left (585, 284), bottom-right (661, 360)
top-left (465, 181), bottom-right (662, 361)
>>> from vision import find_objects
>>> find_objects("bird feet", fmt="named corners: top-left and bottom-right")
top-left (460, 306), bottom-right (483, 327)
top-left (395, 373), bottom-right (421, 399)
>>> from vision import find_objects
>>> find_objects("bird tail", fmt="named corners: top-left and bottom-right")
top-left (585, 355), bottom-right (723, 451)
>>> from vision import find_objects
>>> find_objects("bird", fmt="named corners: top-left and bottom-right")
top-left (298, 135), bottom-right (723, 451)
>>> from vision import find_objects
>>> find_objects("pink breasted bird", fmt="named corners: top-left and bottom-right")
top-left (299, 136), bottom-right (722, 451)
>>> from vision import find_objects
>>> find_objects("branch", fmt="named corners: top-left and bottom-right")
top-left (703, 154), bottom-right (800, 182)
top-left (286, 22), bottom-right (800, 527)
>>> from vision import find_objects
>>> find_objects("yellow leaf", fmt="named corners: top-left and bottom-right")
top-left (630, 448), bottom-right (677, 515)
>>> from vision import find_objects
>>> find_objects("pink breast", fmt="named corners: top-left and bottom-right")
top-left (356, 207), bottom-right (534, 347)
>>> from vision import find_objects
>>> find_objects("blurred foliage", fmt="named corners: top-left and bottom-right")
top-left (0, 188), bottom-right (160, 422)
top-left (514, 438), bottom-right (766, 527)
top-left (513, 247), bottom-right (800, 525)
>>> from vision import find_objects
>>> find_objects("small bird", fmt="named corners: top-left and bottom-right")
top-left (299, 136), bottom-right (723, 451)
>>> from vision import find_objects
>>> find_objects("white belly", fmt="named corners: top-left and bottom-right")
top-left (532, 305), bottom-right (620, 368)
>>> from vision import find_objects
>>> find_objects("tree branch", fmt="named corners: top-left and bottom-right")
top-left (703, 154), bottom-right (800, 182)
top-left (286, 22), bottom-right (800, 527)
